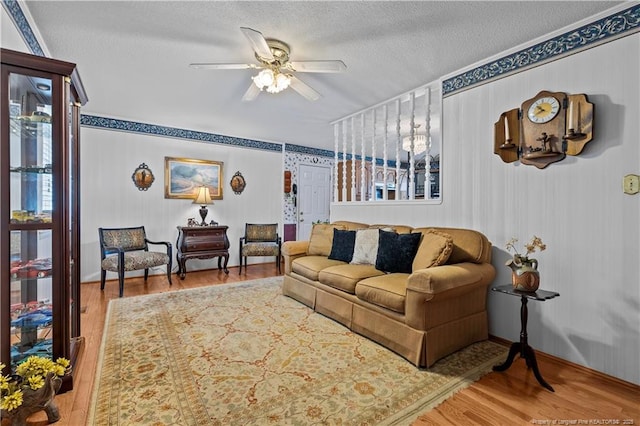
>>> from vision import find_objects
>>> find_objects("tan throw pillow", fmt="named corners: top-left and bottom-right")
top-left (412, 229), bottom-right (453, 271)
top-left (350, 228), bottom-right (380, 265)
top-left (307, 224), bottom-right (346, 256)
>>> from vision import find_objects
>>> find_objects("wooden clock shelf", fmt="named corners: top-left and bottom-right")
top-left (494, 90), bottom-right (594, 169)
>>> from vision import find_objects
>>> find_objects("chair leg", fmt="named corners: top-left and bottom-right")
top-left (166, 260), bottom-right (172, 286)
top-left (238, 248), bottom-right (243, 274)
top-left (100, 269), bottom-right (107, 290)
top-left (118, 268), bottom-right (125, 298)
top-left (144, 268), bottom-right (149, 281)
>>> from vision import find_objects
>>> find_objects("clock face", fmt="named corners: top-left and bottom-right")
top-left (527, 96), bottom-right (560, 124)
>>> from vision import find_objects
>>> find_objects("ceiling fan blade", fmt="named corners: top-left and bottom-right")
top-left (240, 27), bottom-right (274, 62)
top-left (288, 60), bottom-right (347, 73)
top-left (289, 75), bottom-right (321, 101)
top-left (242, 82), bottom-right (261, 102)
top-left (189, 63), bottom-right (258, 70)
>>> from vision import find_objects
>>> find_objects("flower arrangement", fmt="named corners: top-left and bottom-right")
top-left (0, 356), bottom-right (69, 412)
top-left (505, 235), bottom-right (546, 266)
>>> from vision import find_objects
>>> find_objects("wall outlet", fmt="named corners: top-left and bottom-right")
top-left (623, 174), bottom-right (639, 195)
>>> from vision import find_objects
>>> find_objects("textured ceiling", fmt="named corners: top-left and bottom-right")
top-left (23, 1), bottom-right (620, 152)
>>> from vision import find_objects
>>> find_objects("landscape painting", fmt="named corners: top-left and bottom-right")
top-left (164, 157), bottom-right (223, 199)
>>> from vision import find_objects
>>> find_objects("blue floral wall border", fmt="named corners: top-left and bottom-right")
top-left (443, 4), bottom-right (640, 96)
top-left (81, 115), bottom-right (283, 152)
top-left (2, 0), bottom-right (44, 56)
top-left (7, 0), bottom-right (639, 152)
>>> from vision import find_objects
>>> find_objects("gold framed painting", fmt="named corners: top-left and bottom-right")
top-left (164, 157), bottom-right (223, 199)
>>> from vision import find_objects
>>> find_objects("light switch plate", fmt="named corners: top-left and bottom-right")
top-left (623, 174), bottom-right (640, 195)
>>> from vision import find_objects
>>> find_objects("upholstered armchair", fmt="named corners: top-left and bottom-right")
top-left (98, 226), bottom-right (172, 297)
top-left (239, 223), bottom-right (281, 274)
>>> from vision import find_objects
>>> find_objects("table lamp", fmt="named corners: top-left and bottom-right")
top-left (193, 186), bottom-right (213, 226)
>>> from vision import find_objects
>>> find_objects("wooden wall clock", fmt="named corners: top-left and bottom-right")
top-left (494, 90), bottom-right (594, 169)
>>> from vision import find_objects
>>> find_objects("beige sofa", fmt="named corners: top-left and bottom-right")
top-left (282, 221), bottom-right (495, 368)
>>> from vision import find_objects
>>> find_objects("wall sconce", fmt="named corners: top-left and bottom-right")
top-left (131, 163), bottom-right (155, 191)
top-left (230, 171), bottom-right (246, 195)
top-left (193, 186), bottom-right (214, 225)
top-left (284, 170), bottom-right (292, 194)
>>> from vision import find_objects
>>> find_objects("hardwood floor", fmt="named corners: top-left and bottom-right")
top-left (7, 265), bottom-right (639, 426)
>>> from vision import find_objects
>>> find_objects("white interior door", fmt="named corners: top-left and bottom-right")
top-left (298, 164), bottom-right (331, 240)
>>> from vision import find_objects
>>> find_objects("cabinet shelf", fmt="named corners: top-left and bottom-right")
top-left (8, 222), bottom-right (53, 230)
top-left (10, 166), bottom-right (53, 174)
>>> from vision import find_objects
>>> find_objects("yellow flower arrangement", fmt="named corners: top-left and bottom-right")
top-left (505, 235), bottom-right (546, 265)
top-left (0, 356), bottom-right (69, 412)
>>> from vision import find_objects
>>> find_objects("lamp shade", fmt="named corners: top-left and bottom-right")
top-left (193, 186), bottom-right (213, 205)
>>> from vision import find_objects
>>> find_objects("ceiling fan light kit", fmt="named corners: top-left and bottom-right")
top-left (190, 27), bottom-right (346, 101)
top-left (252, 69), bottom-right (291, 94)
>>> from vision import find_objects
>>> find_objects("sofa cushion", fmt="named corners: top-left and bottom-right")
top-left (356, 273), bottom-right (409, 314)
top-left (411, 229), bottom-right (454, 271)
top-left (328, 229), bottom-right (356, 262)
top-left (332, 220), bottom-right (369, 230)
top-left (292, 256), bottom-right (345, 281)
top-left (375, 230), bottom-right (422, 273)
top-left (350, 228), bottom-right (380, 265)
top-left (307, 224), bottom-right (346, 256)
top-left (102, 251), bottom-right (169, 272)
top-left (413, 227), bottom-right (491, 264)
top-left (319, 264), bottom-right (384, 294)
top-left (370, 224), bottom-right (413, 234)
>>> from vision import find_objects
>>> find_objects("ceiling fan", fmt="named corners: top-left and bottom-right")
top-left (190, 27), bottom-right (346, 101)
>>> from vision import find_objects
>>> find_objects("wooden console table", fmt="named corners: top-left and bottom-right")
top-left (491, 284), bottom-right (560, 392)
top-left (176, 226), bottom-right (230, 279)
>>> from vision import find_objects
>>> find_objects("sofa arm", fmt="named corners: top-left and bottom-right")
top-left (405, 263), bottom-right (496, 331)
top-left (407, 263), bottom-right (495, 297)
top-left (282, 240), bottom-right (310, 274)
top-left (282, 240), bottom-right (308, 256)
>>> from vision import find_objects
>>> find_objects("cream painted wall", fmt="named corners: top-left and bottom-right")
top-left (1, 6), bottom-right (29, 52)
top-left (4, 0), bottom-right (639, 385)
top-left (80, 127), bottom-right (284, 283)
top-left (332, 34), bottom-right (640, 384)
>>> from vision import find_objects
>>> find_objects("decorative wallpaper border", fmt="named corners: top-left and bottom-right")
top-left (81, 115), bottom-right (283, 152)
top-left (443, 4), bottom-right (640, 95)
top-left (2, 0), bottom-right (44, 56)
top-left (8, 1), bottom-right (639, 150)
top-left (284, 143), bottom-right (334, 158)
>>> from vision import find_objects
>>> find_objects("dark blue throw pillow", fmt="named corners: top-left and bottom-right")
top-left (375, 229), bottom-right (422, 273)
top-left (328, 229), bottom-right (357, 262)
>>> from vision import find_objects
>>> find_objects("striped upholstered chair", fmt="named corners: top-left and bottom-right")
top-left (98, 226), bottom-right (172, 297)
top-left (239, 223), bottom-right (281, 274)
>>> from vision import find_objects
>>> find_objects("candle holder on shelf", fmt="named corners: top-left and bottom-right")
top-left (494, 109), bottom-right (519, 163)
top-left (499, 139), bottom-right (515, 149)
top-left (564, 128), bottom-right (586, 140)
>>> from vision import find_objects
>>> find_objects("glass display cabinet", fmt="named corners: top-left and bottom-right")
top-left (1, 49), bottom-right (88, 392)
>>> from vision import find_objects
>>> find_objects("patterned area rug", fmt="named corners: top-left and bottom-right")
top-left (88, 277), bottom-right (506, 425)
